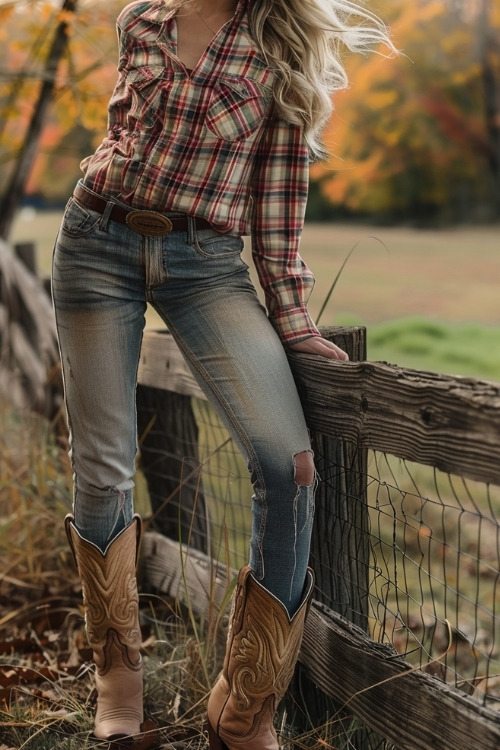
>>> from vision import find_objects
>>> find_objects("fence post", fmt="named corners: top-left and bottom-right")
top-left (309, 326), bottom-right (368, 626)
top-left (14, 241), bottom-right (38, 276)
top-left (285, 326), bottom-right (380, 747)
top-left (136, 383), bottom-right (211, 555)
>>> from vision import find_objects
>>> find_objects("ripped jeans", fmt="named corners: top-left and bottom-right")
top-left (51, 192), bottom-right (316, 612)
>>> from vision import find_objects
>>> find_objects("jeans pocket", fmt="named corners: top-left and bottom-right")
top-left (191, 228), bottom-right (244, 258)
top-left (60, 197), bottom-right (101, 238)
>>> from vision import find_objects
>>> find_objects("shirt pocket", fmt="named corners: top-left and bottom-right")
top-left (125, 66), bottom-right (167, 130)
top-left (205, 76), bottom-right (271, 142)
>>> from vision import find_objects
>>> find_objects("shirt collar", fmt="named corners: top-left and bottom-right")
top-left (137, 0), bottom-right (249, 25)
top-left (137, 2), bottom-right (174, 24)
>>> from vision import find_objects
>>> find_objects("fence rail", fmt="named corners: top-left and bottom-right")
top-left (137, 327), bottom-right (500, 750)
top-left (287, 345), bottom-right (500, 486)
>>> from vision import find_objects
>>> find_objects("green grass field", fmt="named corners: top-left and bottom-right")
top-left (12, 208), bottom-right (500, 381)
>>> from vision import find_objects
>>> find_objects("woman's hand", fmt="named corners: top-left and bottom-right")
top-left (288, 336), bottom-right (349, 361)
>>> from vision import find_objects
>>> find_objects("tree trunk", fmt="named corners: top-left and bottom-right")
top-left (478, 0), bottom-right (500, 215)
top-left (0, 0), bottom-right (77, 240)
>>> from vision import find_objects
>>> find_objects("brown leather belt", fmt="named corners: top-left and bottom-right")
top-left (73, 183), bottom-right (212, 237)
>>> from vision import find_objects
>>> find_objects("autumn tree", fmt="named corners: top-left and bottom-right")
top-left (0, 0), bottom-right (118, 412)
top-left (313, 0), bottom-right (500, 221)
top-left (0, 0), bottom-right (80, 239)
top-left (1, 0), bottom-right (499, 221)
top-left (0, 0), bottom-right (119, 232)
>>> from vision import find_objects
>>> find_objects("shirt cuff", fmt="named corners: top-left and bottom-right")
top-left (269, 307), bottom-right (321, 345)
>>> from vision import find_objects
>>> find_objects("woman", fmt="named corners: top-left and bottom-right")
top-left (52, 0), bottom-right (392, 744)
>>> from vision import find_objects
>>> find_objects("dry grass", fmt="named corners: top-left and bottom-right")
top-left (0, 400), bottom-right (218, 749)
top-left (0, 399), bottom-right (375, 749)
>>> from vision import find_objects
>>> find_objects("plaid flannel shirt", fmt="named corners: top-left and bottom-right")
top-left (80, 0), bottom-right (320, 343)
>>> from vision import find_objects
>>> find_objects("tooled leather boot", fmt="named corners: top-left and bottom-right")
top-left (66, 514), bottom-right (144, 741)
top-left (206, 565), bottom-right (314, 750)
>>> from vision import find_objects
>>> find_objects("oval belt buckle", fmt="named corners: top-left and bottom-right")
top-left (126, 210), bottom-right (173, 236)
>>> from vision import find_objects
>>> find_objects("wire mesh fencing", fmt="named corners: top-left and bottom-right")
top-left (136, 385), bottom-right (252, 569)
top-left (365, 451), bottom-right (500, 709)
top-left (308, 440), bottom-right (500, 709)
top-left (136, 383), bottom-right (500, 746)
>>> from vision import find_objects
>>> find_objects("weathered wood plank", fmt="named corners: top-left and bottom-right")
top-left (140, 530), bottom-right (235, 617)
top-left (138, 330), bottom-right (206, 401)
top-left (138, 328), bottom-right (500, 486)
top-left (288, 350), bottom-right (500, 486)
top-left (288, 327), bottom-right (380, 747)
top-left (300, 603), bottom-right (500, 750)
top-left (307, 327), bottom-right (369, 628)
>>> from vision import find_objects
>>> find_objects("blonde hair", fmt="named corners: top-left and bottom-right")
top-left (167, 0), bottom-right (395, 158)
top-left (249, 0), bottom-right (396, 158)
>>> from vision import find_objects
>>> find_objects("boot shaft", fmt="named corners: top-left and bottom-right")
top-left (225, 566), bottom-right (314, 708)
top-left (65, 515), bottom-right (142, 659)
top-left (207, 565), bottom-right (314, 750)
top-left (66, 515), bottom-right (144, 740)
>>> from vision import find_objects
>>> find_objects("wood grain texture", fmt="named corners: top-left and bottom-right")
top-left (138, 330), bottom-right (206, 401)
top-left (140, 530), bottom-right (235, 617)
top-left (139, 328), bottom-right (500, 485)
top-left (300, 602), bottom-right (500, 750)
top-left (137, 327), bottom-right (500, 744)
top-left (287, 330), bottom-right (500, 486)
top-left (139, 529), bottom-right (500, 750)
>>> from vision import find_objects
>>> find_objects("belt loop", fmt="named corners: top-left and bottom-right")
top-left (187, 215), bottom-right (197, 244)
top-left (99, 200), bottom-right (114, 232)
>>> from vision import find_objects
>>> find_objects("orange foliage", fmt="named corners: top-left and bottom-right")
top-left (316, 0), bottom-right (500, 214)
top-left (1, 0), bottom-right (499, 211)
top-left (0, 0), bottom-right (122, 197)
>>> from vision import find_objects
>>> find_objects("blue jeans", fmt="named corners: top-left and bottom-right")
top-left (52, 192), bottom-right (316, 612)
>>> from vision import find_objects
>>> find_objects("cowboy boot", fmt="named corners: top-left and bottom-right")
top-left (66, 514), bottom-right (144, 741)
top-left (207, 565), bottom-right (314, 750)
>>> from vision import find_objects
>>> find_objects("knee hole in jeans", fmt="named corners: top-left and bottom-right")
top-left (293, 450), bottom-right (315, 487)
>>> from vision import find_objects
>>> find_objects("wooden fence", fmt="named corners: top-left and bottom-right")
top-left (137, 326), bottom-right (500, 750)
